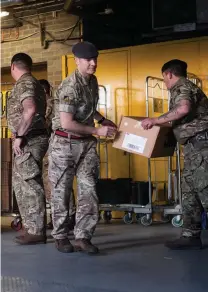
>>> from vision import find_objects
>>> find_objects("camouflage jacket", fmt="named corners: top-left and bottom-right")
top-left (169, 77), bottom-right (208, 144)
top-left (7, 73), bottom-right (47, 133)
top-left (45, 95), bottom-right (54, 131)
top-left (52, 69), bottom-right (99, 135)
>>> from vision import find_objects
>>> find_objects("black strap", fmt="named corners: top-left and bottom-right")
top-left (98, 117), bottom-right (105, 124)
top-left (26, 129), bottom-right (48, 138)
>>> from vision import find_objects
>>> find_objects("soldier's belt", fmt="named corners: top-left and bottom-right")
top-left (187, 130), bottom-right (208, 144)
top-left (55, 130), bottom-right (92, 140)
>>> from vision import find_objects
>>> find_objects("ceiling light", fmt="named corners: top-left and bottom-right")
top-left (0, 11), bottom-right (10, 17)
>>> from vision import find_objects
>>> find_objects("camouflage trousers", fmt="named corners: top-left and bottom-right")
top-left (181, 140), bottom-right (208, 238)
top-left (13, 135), bottom-right (48, 235)
top-left (48, 135), bottom-right (100, 240)
top-left (43, 151), bottom-right (76, 216)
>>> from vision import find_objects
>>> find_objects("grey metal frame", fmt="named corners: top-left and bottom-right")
top-left (97, 85), bottom-right (109, 178)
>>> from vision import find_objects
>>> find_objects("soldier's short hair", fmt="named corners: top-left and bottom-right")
top-left (11, 53), bottom-right (33, 71)
top-left (162, 59), bottom-right (187, 78)
top-left (39, 79), bottom-right (51, 94)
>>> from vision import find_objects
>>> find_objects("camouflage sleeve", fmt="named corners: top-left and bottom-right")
top-left (46, 98), bottom-right (53, 119)
top-left (58, 85), bottom-right (77, 114)
top-left (174, 86), bottom-right (193, 105)
top-left (16, 81), bottom-right (36, 103)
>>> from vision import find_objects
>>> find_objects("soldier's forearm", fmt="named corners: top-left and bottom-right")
top-left (61, 120), bottom-right (97, 135)
top-left (17, 110), bottom-right (35, 136)
top-left (155, 104), bottom-right (190, 125)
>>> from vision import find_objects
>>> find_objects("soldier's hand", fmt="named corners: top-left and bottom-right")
top-left (11, 132), bottom-right (16, 142)
top-left (96, 126), bottom-right (117, 137)
top-left (141, 118), bottom-right (156, 130)
top-left (13, 138), bottom-right (23, 156)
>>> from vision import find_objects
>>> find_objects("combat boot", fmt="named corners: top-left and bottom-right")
top-left (165, 237), bottom-right (203, 250)
top-left (15, 232), bottom-right (47, 245)
top-left (15, 225), bottom-right (28, 240)
top-left (15, 229), bottom-right (28, 241)
top-left (55, 238), bottom-right (74, 253)
top-left (74, 239), bottom-right (99, 254)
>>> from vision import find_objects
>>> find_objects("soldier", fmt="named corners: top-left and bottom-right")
top-left (39, 79), bottom-right (54, 133)
top-left (39, 79), bottom-right (54, 229)
top-left (48, 41), bottom-right (117, 254)
top-left (39, 79), bottom-right (76, 230)
top-left (7, 53), bottom-right (49, 244)
top-left (142, 59), bottom-right (208, 250)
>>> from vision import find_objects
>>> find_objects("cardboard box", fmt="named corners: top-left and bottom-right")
top-left (113, 116), bottom-right (176, 158)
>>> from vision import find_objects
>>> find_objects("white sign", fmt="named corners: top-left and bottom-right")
top-left (122, 133), bottom-right (147, 154)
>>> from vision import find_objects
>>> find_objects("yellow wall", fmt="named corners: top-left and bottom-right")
top-left (1, 91), bottom-right (12, 138)
top-left (63, 37), bottom-right (208, 185)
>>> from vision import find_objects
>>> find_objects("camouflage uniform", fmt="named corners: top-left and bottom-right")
top-left (7, 73), bottom-right (48, 236)
top-left (48, 69), bottom-right (100, 240)
top-left (170, 77), bottom-right (208, 238)
top-left (45, 97), bottom-right (54, 131)
top-left (42, 96), bottom-right (76, 216)
top-left (43, 97), bottom-right (54, 202)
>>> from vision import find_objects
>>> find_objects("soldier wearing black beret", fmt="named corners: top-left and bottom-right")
top-left (48, 41), bottom-right (117, 254)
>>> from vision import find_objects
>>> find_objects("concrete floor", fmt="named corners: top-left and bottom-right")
top-left (1, 222), bottom-right (208, 292)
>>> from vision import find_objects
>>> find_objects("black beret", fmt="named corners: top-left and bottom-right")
top-left (72, 41), bottom-right (99, 59)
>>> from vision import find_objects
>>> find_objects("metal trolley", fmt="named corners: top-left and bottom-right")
top-left (142, 76), bottom-right (183, 227)
top-left (96, 82), bottom-right (153, 225)
top-left (97, 76), bottom-right (182, 226)
top-left (96, 85), bottom-right (135, 224)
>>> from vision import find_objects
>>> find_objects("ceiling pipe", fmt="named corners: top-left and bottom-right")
top-left (13, 0), bottom-right (64, 10)
top-left (1, 0), bottom-right (27, 8)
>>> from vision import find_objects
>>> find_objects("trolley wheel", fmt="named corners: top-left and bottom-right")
top-left (141, 215), bottom-right (152, 227)
top-left (161, 215), bottom-right (171, 223)
top-left (123, 213), bottom-right (133, 224)
top-left (11, 219), bottom-right (22, 231)
top-left (103, 211), bottom-right (112, 224)
top-left (172, 216), bottom-right (183, 228)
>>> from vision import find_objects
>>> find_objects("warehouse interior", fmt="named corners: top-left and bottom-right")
top-left (1, 0), bottom-right (208, 291)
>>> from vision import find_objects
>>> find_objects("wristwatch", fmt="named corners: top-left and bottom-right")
top-left (16, 135), bottom-right (24, 139)
top-left (98, 117), bottom-right (105, 124)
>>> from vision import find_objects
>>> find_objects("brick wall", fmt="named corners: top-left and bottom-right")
top-left (1, 11), bottom-right (80, 88)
